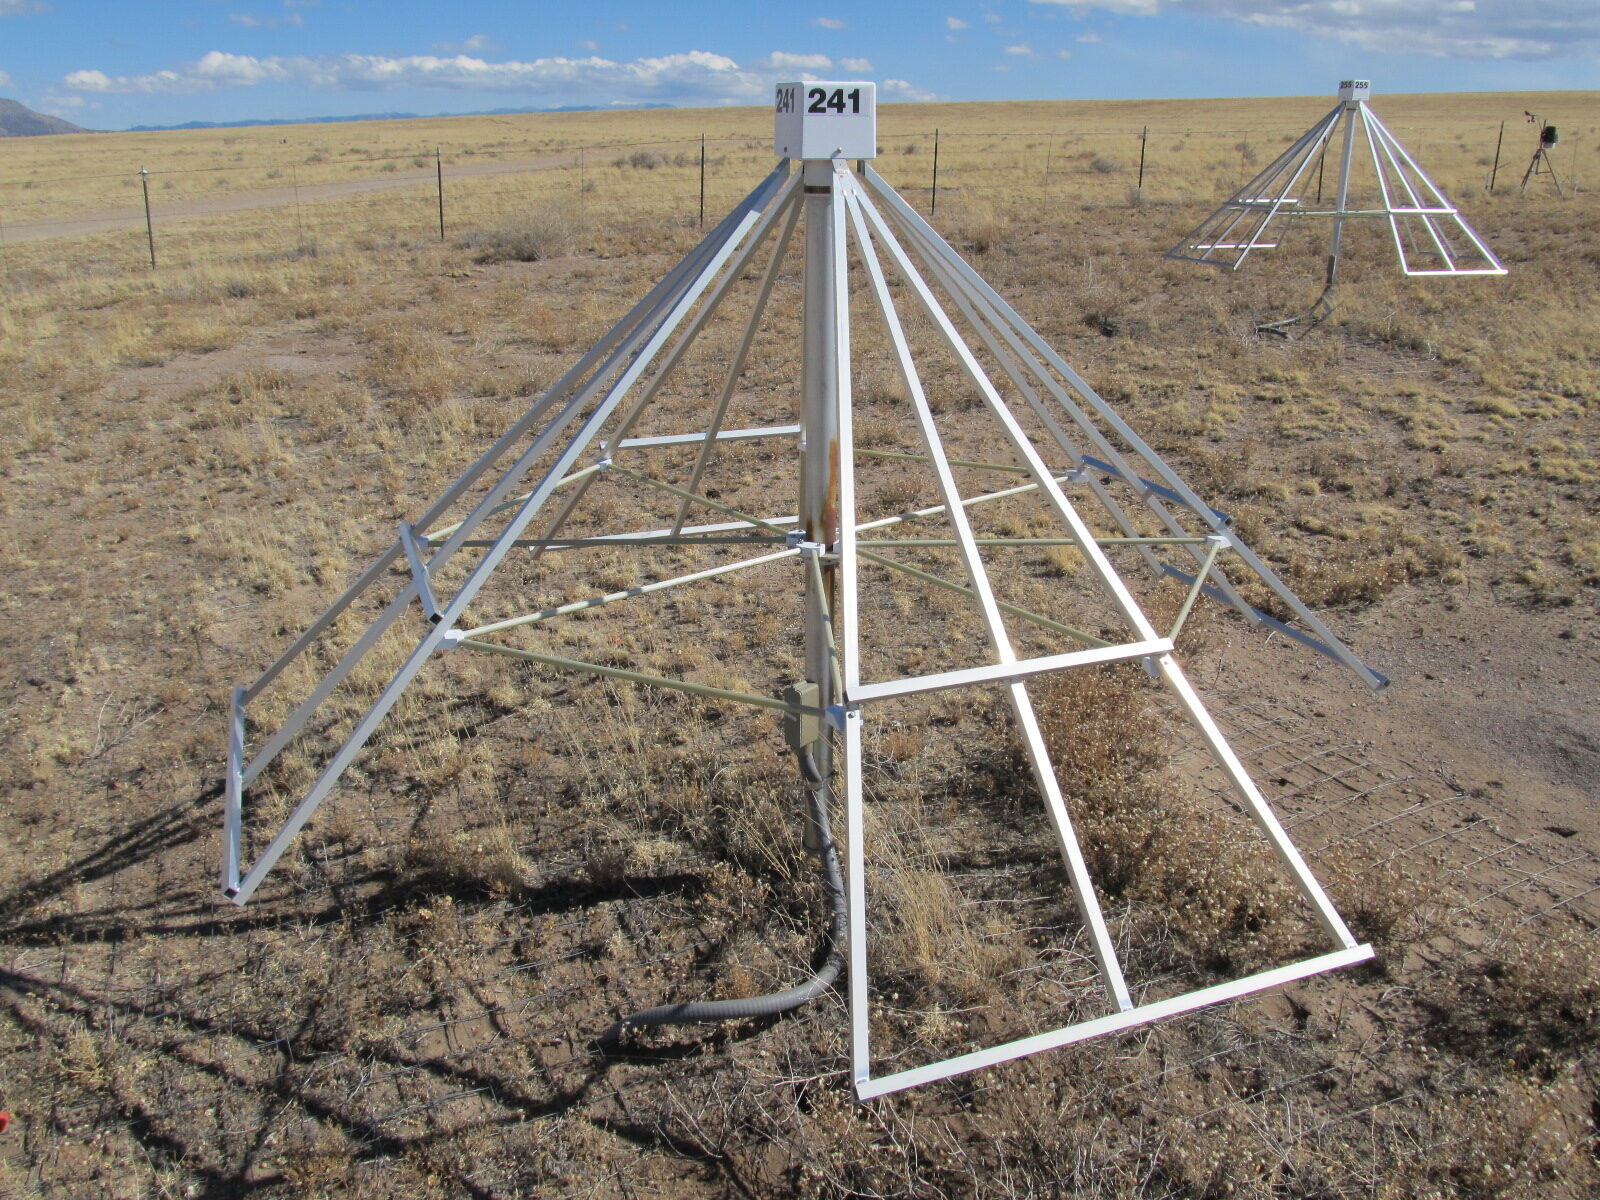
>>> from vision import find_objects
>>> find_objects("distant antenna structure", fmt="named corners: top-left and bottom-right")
top-left (1520, 111), bottom-right (1564, 196)
top-left (223, 80), bottom-right (1380, 1099)
top-left (1168, 80), bottom-right (1505, 333)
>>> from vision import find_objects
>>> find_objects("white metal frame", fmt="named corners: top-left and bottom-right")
top-left (1167, 82), bottom-right (1506, 279)
top-left (224, 121), bottom-right (1379, 1099)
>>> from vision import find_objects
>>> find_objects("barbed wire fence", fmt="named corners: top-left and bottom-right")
top-left (2, 120), bottom-right (1580, 277)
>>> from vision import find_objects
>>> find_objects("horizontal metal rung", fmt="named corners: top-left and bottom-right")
top-left (850, 637), bottom-right (1173, 704)
top-left (606, 424), bottom-right (801, 450)
top-left (455, 637), bottom-right (822, 715)
top-left (855, 944), bottom-right (1374, 1098)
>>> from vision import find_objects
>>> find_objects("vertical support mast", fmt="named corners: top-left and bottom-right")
top-left (800, 155), bottom-right (843, 836)
top-left (1325, 80), bottom-right (1367, 291)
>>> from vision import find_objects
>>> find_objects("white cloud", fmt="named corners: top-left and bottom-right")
top-left (841, 56), bottom-right (873, 71)
top-left (432, 34), bottom-right (498, 54)
top-left (230, 10), bottom-right (304, 29)
top-left (1026, 0), bottom-right (1600, 58)
top-left (946, 16), bottom-right (969, 29)
top-left (1005, 42), bottom-right (1037, 55)
top-left (1076, 31), bottom-right (1102, 42)
top-left (881, 78), bottom-right (942, 101)
top-left (1057, 47), bottom-right (1073, 57)
top-left (814, 16), bottom-right (845, 29)
top-left (759, 51), bottom-right (833, 71)
top-left (62, 48), bottom-right (888, 104)
top-left (0, 69), bottom-right (10, 86)
top-left (0, 0), bottom-right (48, 13)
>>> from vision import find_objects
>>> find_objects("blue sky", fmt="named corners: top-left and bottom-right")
top-left (1, 1), bottom-right (1594, 129)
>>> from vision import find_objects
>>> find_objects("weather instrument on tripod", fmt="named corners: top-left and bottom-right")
top-left (223, 80), bottom-right (1382, 1099)
top-left (1520, 111), bottom-right (1564, 196)
top-left (1168, 80), bottom-right (1505, 335)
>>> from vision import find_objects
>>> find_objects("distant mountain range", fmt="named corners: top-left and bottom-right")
top-left (0, 98), bottom-right (89, 137)
top-left (127, 102), bottom-right (675, 132)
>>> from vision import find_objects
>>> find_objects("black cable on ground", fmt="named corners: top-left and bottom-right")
top-left (596, 746), bottom-right (846, 1048)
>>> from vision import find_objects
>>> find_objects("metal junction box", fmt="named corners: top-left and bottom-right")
top-left (775, 80), bottom-right (877, 160)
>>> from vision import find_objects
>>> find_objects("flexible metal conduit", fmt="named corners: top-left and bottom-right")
top-left (597, 748), bottom-right (846, 1045)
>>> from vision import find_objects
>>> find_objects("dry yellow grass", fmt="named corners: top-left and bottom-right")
top-left (1, 90), bottom-right (1598, 1198)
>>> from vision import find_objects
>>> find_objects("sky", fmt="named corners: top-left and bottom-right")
top-left (0, 1), bottom-right (1594, 130)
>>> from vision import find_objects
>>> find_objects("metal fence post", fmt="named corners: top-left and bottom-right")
top-left (1489, 121), bottom-right (1505, 192)
top-left (699, 132), bottom-right (707, 228)
top-left (139, 165), bottom-right (156, 269)
top-left (930, 128), bottom-right (940, 215)
top-left (1137, 126), bottom-right (1148, 191)
top-left (436, 148), bottom-right (446, 241)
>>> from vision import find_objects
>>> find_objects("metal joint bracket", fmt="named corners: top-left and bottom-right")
top-left (440, 628), bottom-right (465, 649)
top-left (825, 702), bottom-right (857, 732)
top-left (1206, 531), bottom-right (1233, 551)
top-left (398, 523), bottom-right (441, 622)
top-left (788, 531), bottom-right (834, 559)
top-left (1142, 655), bottom-right (1162, 679)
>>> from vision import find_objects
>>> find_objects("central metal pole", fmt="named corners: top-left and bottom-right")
top-left (800, 158), bottom-right (841, 846)
top-left (1325, 99), bottom-right (1361, 289)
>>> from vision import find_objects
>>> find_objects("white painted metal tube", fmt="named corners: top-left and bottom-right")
top-left (423, 461), bottom-right (607, 544)
top-left (229, 178), bottom-right (782, 903)
top-left (606, 462), bottom-right (796, 536)
top-left (845, 173), bottom-right (1134, 1009)
top-left (455, 638), bottom-right (820, 715)
top-left (850, 638), bottom-right (1173, 703)
top-left (1157, 655), bottom-right (1362, 947)
top-left (825, 160), bottom-right (871, 1096)
top-left (612, 424), bottom-right (801, 450)
top-left (854, 944), bottom-right (1373, 1098)
top-left (876, 183), bottom-right (1252, 614)
top-left (870, 167), bottom-right (1367, 946)
top-left (533, 179), bottom-right (803, 552)
top-left (853, 474), bottom-right (1071, 534)
top-left (1364, 109), bottom-right (1503, 272)
top-left (849, 177), bottom-right (1164, 646)
top-left (239, 578), bottom-right (419, 788)
top-left (864, 165), bottom-right (1384, 690)
top-left (1214, 106), bottom-right (1342, 270)
top-left (857, 547), bottom-right (1111, 648)
top-left (240, 167), bottom-right (789, 708)
top-left (883, 218), bottom-right (1200, 591)
top-left (461, 547), bottom-right (799, 636)
top-left (222, 687), bottom-right (244, 894)
top-left (673, 200), bottom-right (806, 534)
top-left (1168, 106), bottom-right (1341, 269)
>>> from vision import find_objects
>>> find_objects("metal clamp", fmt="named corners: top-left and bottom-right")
top-left (398, 522), bottom-right (441, 622)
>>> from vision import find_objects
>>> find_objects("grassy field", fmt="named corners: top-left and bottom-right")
top-left (1, 89), bottom-right (1599, 1199)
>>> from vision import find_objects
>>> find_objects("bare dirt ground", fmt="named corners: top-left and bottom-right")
top-left (1, 105), bottom-right (1598, 1198)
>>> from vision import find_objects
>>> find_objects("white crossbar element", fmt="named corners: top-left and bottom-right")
top-left (856, 945), bottom-right (1375, 1098)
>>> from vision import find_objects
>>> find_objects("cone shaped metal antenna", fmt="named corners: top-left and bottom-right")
top-left (1168, 80), bottom-right (1505, 330)
top-left (224, 80), bottom-right (1377, 1099)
